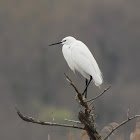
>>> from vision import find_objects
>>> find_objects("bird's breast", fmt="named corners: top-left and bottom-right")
top-left (62, 45), bottom-right (75, 72)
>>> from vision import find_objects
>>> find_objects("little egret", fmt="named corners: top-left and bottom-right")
top-left (49, 36), bottom-right (103, 98)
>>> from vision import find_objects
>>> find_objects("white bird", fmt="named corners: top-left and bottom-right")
top-left (49, 36), bottom-right (103, 98)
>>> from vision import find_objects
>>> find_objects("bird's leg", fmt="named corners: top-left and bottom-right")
top-left (82, 76), bottom-right (92, 98)
top-left (84, 79), bottom-right (88, 98)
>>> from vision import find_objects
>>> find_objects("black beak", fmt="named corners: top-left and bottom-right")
top-left (49, 41), bottom-right (62, 46)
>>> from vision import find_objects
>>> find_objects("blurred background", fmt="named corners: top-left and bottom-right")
top-left (0, 0), bottom-right (140, 139)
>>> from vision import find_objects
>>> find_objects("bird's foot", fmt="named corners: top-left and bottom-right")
top-left (82, 95), bottom-right (87, 101)
top-left (82, 90), bottom-right (87, 100)
top-left (75, 93), bottom-right (87, 105)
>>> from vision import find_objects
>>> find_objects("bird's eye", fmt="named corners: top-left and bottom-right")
top-left (63, 40), bottom-right (66, 42)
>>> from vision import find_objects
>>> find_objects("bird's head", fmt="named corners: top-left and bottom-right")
top-left (61, 36), bottom-right (76, 45)
top-left (49, 36), bottom-right (76, 46)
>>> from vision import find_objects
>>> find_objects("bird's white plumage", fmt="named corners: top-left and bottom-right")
top-left (62, 36), bottom-right (103, 87)
top-left (62, 44), bottom-right (75, 72)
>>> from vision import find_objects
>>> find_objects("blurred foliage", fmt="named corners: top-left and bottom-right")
top-left (130, 118), bottom-right (140, 140)
top-left (31, 99), bottom-right (74, 121)
top-left (38, 106), bottom-right (73, 121)
top-left (101, 122), bottom-right (119, 140)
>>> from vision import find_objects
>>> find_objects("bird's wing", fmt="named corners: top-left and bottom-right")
top-left (71, 41), bottom-right (103, 86)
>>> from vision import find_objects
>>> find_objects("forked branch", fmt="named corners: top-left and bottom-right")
top-left (15, 107), bottom-right (84, 130)
top-left (64, 73), bottom-right (89, 109)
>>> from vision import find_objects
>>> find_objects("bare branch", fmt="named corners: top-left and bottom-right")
top-left (87, 85), bottom-right (111, 105)
top-left (64, 74), bottom-right (103, 140)
top-left (15, 107), bottom-right (84, 130)
top-left (51, 112), bottom-right (55, 122)
top-left (64, 73), bottom-right (89, 109)
top-left (64, 73), bottom-right (79, 93)
top-left (104, 115), bottom-right (140, 140)
top-left (127, 108), bottom-right (130, 119)
top-left (79, 110), bottom-right (102, 140)
top-left (64, 118), bottom-right (81, 124)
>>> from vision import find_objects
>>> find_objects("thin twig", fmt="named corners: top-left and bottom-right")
top-left (64, 73), bottom-right (79, 93)
top-left (104, 115), bottom-right (140, 140)
top-left (15, 107), bottom-right (84, 130)
top-left (51, 112), bottom-right (54, 122)
top-left (64, 73), bottom-right (89, 109)
top-left (127, 108), bottom-right (130, 119)
top-left (64, 118), bottom-right (81, 124)
top-left (87, 85), bottom-right (111, 105)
